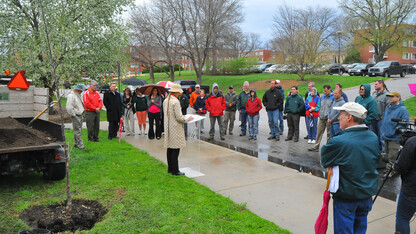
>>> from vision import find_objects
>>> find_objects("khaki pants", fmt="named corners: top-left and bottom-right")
top-left (123, 109), bottom-right (135, 135)
top-left (71, 115), bottom-right (84, 148)
top-left (223, 111), bottom-right (236, 134)
top-left (313, 118), bottom-right (330, 149)
top-left (385, 140), bottom-right (401, 171)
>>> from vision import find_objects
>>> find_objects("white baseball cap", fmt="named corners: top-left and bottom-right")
top-left (275, 79), bottom-right (280, 84)
top-left (333, 102), bottom-right (367, 119)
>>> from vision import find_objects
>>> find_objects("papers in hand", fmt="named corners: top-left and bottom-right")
top-left (185, 114), bottom-right (205, 124)
top-left (329, 166), bottom-right (339, 193)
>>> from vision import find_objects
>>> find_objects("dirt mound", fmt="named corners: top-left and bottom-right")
top-left (0, 118), bottom-right (56, 149)
top-left (248, 79), bottom-right (308, 91)
top-left (20, 199), bottom-right (108, 233)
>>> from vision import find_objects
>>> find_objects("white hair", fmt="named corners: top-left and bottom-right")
top-left (90, 80), bottom-right (98, 85)
top-left (243, 81), bottom-right (249, 86)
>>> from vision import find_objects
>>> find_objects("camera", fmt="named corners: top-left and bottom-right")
top-left (392, 118), bottom-right (416, 146)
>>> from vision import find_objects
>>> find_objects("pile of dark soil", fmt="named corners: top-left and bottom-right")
top-left (20, 199), bottom-right (108, 232)
top-left (0, 118), bottom-right (56, 150)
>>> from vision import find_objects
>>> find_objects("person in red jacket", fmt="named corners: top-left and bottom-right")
top-left (83, 80), bottom-right (103, 142)
top-left (246, 89), bottom-right (262, 140)
top-left (206, 83), bottom-right (226, 140)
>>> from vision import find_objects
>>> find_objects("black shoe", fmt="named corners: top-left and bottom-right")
top-left (285, 138), bottom-right (292, 141)
top-left (171, 171), bottom-right (185, 176)
top-left (304, 136), bottom-right (309, 139)
top-left (229, 132), bottom-right (233, 135)
top-left (308, 148), bottom-right (319, 152)
top-left (75, 146), bottom-right (87, 151)
top-left (253, 135), bottom-right (257, 140)
top-left (275, 137), bottom-right (280, 141)
top-left (94, 139), bottom-right (101, 142)
top-left (108, 137), bottom-right (113, 140)
top-left (294, 138), bottom-right (299, 142)
top-left (220, 136), bottom-right (225, 140)
top-left (268, 136), bottom-right (276, 140)
top-left (208, 136), bottom-right (214, 140)
top-left (239, 133), bottom-right (246, 136)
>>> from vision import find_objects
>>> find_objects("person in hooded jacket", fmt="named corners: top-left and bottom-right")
top-left (223, 85), bottom-right (238, 135)
top-left (194, 90), bottom-right (207, 133)
top-left (246, 89), bottom-right (262, 140)
top-left (275, 80), bottom-right (285, 134)
top-left (355, 84), bottom-right (378, 130)
top-left (381, 91), bottom-right (409, 178)
top-left (206, 83), bottom-right (226, 140)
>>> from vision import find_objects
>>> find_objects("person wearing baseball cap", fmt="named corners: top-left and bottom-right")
top-left (321, 102), bottom-right (380, 233)
top-left (189, 84), bottom-right (201, 108)
top-left (381, 91), bottom-right (409, 178)
top-left (223, 85), bottom-right (237, 135)
top-left (66, 84), bottom-right (87, 151)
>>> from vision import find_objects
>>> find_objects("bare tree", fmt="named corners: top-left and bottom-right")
top-left (273, 5), bottom-right (337, 80)
top-left (340, 0), bottom-right (416, 63)
top-left (227, 31), bottom-right (262, 58)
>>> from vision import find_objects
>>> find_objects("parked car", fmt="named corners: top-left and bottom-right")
top-left (368, 61), bottom-right (407, 77)
top-left (327, 64), bottom-right (346, 75)
top-left (403, 64), bottom-right (416, 74)
top-left (348, 63), bottom-right (375, 76)
top-left (174, 80), bottom-right (210, 98)
top-left (275, 64), bottom-right (289, 73)
top-left (345, 63), bottom-right (360, 72)
top-left (257, 63), bottom-right (274, 73)
top-left (264, 64), bottom-right (280, 73)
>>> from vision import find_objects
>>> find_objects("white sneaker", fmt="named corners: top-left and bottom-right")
top-left (307, 139), bottom-right (312, 143)
top-left (311, 140), bottom-right (316, 144)
top-left (138, 131), bottom-right (142, 135)
top-left (144, 131), bottom-right (147, 135)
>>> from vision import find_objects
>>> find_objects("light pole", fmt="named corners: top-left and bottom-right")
top-left (337, 31), bottom-right (342, 76)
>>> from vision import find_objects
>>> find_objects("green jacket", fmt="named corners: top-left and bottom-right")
top-left (237, 90), bottom-right (251, 110)
top-left (321, 126), bottom-right (380, 201)
top-left (284, 93), bottom-right (304, 114)
top-left (355, 84), bottom-right (378, 125)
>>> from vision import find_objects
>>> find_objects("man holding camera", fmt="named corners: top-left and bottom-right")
top-left (393, 136), bottom-right (416, 234)
top-left (381, 91), bottom-right (409, 178)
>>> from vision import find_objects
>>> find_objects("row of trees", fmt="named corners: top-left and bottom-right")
top-left (270, 0), bottom-right (416, 80)
top-left (129, 0), bottom-right (261, 84)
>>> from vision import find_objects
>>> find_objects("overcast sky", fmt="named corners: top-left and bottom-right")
top-left (127, 0), bottom-right (340, 46)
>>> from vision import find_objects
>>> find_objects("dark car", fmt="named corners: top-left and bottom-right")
top-left (257, 63), bottom-right (274, 73)
top-left (348, 63), bottom-right (375, 76)
top-left (327, 64), bottom-right (346, 75)
top-left (100, 84), bottom-right (110, 93)
top-left (403, 64), bottom-right (416, 74)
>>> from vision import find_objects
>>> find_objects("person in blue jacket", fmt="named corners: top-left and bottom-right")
top-left (381, 91), bottom-right (409, 178)
top-left (321, 102), bottom-right (380, 234)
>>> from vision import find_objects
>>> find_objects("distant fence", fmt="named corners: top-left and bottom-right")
top-left (0, 86), bottom-right (49, 120)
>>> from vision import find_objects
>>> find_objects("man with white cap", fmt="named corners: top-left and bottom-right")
top-left (321, 102), bottom-right (380, 233)
top-left (66, 84), bottom-right (86, 150)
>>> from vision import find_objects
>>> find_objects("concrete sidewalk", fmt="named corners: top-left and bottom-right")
top-left (115, 132), bottom-right (413, 234)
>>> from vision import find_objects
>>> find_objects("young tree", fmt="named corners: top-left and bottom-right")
top-left (273, 5), bottom-right (337, 80)
top-left (340, 0), bottom-right (416, 62)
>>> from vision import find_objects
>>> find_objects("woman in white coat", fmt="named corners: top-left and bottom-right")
top-left (163, 84), bottom-right (193, 175)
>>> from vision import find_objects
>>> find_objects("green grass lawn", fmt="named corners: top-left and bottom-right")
top-left (403, 96), bottom-right (416, 118)
top-left (0, 131), bottom-right (289, 233)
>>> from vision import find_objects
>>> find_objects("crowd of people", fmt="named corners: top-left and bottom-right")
top-left (66, 79), bottom-right (415, 233)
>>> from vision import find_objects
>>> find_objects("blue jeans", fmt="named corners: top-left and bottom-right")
top-left (278, 110), bottom-right (284, 132)
top-left (248, 115), bottom-right (259, 136)
top-left (267, 109), bottom-right (280, 137)
top-left (396, 192), bottom-right (416, 234)
top-left (330, 123), bottom-right (342, 137)
top-left (240, 109), bottom-right (248, 134)
top-left (333, 198), bottom-right (372, 234)
top-left (306, 116), bottom-right (318, 140)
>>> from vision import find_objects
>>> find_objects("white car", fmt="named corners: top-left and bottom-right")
top-left (263, 64), bottom-right (280, 73)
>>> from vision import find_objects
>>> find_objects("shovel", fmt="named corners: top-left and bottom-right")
top-left (28, 101), bottom-right (58, 127)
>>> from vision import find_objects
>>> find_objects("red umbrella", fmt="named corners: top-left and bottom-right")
top-left (315, 168), bottom-right (332, 234)
top-left (138, 84), bottom-right (167, 96)
top-left (118, 117), bottom-right (123, 143)
top-left (408, 83), bottom-right (416, 96)
top-left (157, 80), bottom-right (175, 88)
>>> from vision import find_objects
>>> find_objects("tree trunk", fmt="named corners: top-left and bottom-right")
top-left (196, 68), bottom-right (202, 85)
top-left (211, 48), bottom-right (217, 76)
top-left (179, 64), bottom-right (181, 76)
top-left (169, 65), bottom-right (175, 81)
top-left (374, 53), bottom-right (385, 63)
top-left (149, 66), bottom-right (155, 83)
